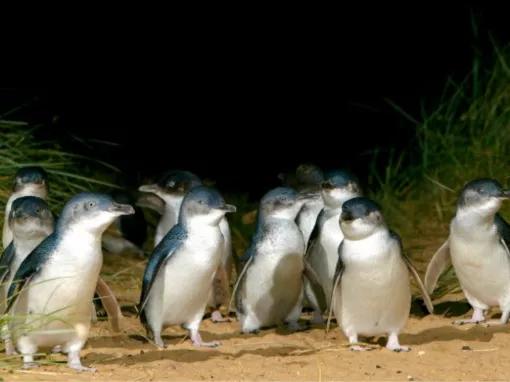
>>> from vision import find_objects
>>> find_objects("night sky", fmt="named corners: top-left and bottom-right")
top-left (2, 5), bottom-right (509, 198)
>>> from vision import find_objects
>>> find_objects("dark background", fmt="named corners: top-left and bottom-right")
top-left (1, 4), bottom-right (509, 198)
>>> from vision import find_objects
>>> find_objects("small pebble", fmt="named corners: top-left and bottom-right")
top-left (376, 365), bottom-right (382, 369)
top-left (407, 376), bottom-right (414, 381)
top-left (462, 345), bottom-right (472, 351)
top-left (418, 350), bottom-right (425, 356)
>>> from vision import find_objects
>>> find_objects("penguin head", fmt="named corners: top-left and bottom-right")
top-left (139, 170), bottom-right (202, 204)
top-left (340, 197), bottom-right (385, 239)
top-left (8, 196), bottom-right (54, 240)
top-left (457, 178), bottom-right (510, 215)
top-left (57, 192), bottom-right (135, 233)
top-left (278, 164), bottom-right (324, 191)
top-left (179, 186), bottom-right (235, 226)
top-left (295, 164), bottom-right (324, 191)
top-left (321, 170), bottom-right (361, 208)
top-left (259, 187), bottom-right (313, 221)
top-left (13, 166), bottom-right (48, 195)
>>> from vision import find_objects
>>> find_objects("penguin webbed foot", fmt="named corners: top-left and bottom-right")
top-left (69, 364), bottom-right (97, 373)
top-left (385, 333), bottom-right (410, 352)
top-left (453, 308), bottom-right (485, 325)
top-left (191, 331), bottom-right (220, 348)
top-left (387, 345), bottom-right (411, 352)
top-left (67, 351), bottom-right (96, 372)
top-left (210, 310), bottom-right (230, 323)
top-left (453, 318), bottom-right (484, 325)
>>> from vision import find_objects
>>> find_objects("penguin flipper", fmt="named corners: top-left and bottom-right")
top-left (305, 208), bottom-right (325, 256)
top-left (138, 225), bottom-right (187, 316)
top-left (495, 214), bottom-right (510, 257)
top-left (95, 277), bottom-right (123, 332)
top-left (0, 243), bottom-right (16, 285)
top-left (423, 240), bottom-right (451, 295)
top-left (6, 234), bottom-right (57, 312)
top-left (303, 259), bottom-right (327, 313)
top-left (390, 230), bottom-right (434, 314)
top-left (402, 254), bottom-right (434, 314)
top-left (230, 247), bottom-right (255, 315)
top-left (326, 241), bottom-right (345, 333)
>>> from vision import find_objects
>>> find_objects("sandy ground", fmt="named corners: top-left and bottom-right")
top-left (2, 246), bottom-right (510, 381)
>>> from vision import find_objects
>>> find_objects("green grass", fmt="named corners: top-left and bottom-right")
top-left (0, 120), bottom-right (120, 217)
top-left (369, 43), bottom-right (510, 295)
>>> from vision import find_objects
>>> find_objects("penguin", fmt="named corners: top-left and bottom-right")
top-left (6, 193), bottom-right (134, 371)
top-left (328, 197), bottom-right (433, 351)
top-left (138, 186), bottom-right (236, 348)
top-left (139, 170), bottom-right (233, 322)
top-left (0, 197), bottom-right (54, 355)
top-left (424, 178), bottom-right (510, 325)
top-left (3, 167), bottom-right (48, 249)
top-left (233, 187), bottom-right (326, 333)
top-left (304, 170), bottom-right (361, 323)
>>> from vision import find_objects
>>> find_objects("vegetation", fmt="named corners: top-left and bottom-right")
top-left (369, 44), bottom-right (510, 295)
top-left (0, 119), bottom-right (119, 217)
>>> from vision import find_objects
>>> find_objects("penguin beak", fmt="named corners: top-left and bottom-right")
top-left (500, 190), bottom-right (510, 199)
top-left (138, 184), bottom-right (160, 194)
top-left (219, 204), bottom-right (236, 213)
top-left (110, 202), bottom-right (135, 215)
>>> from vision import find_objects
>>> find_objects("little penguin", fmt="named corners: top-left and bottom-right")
top-left (139, 186), bottom-right (236, 348)
top-left (0, 196), bottom-right (54, 355)
top-left (139, 170), bottom-right (233, 322)
top-left (329, 197), bottom-right (433, 351)
top-left (6, 192), bottom-right (134, 371)
top-left (424, 178), bottom-right (510, 325)
top-left (304, 170), bottom-right (361, 323)
top-left (3, 167), bottom-right (48, 249)
top-left (233, 187), bottom-right (325, 333)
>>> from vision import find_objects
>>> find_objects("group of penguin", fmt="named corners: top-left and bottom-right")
top-left (1, 164), bottom-right (510, 372)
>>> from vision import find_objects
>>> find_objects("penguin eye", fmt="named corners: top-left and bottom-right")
top-left (198, 199), bottom-right (205, 205)
top-left (87, 201), bottom-right (96, 209)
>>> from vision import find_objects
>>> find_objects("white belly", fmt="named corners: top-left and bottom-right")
top-left (146, 227), bottom-right (224, 327)
top-left (242, 220), bottom-right (305, 327)
top-left (334, 237), bottom-right (411, 337)
top-left (450, 233), bottom-right (510, 307)
top-left (10, 234), bottom-right (102, 348)
top-left (308, 213), bottom-right (343, 301)
top-left (243, 251), bottom-right (304, 327)
top-left (297, 200), bottom-right (323, 245)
